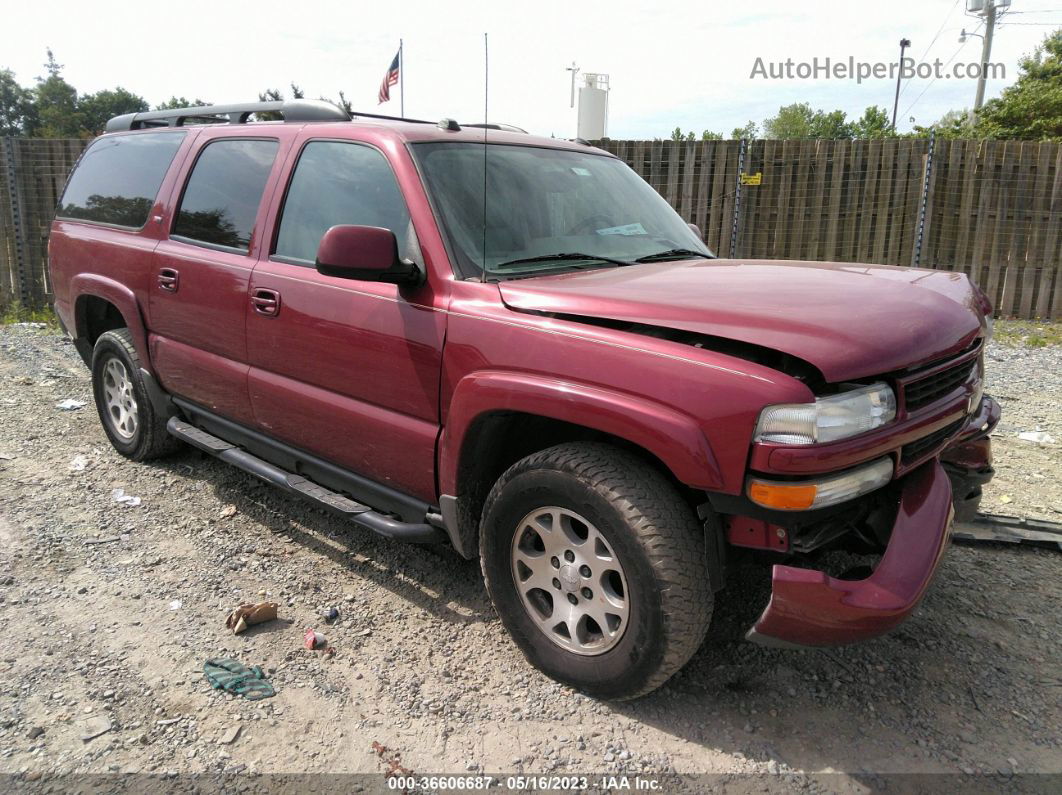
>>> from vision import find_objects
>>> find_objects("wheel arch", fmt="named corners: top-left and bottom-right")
top-left (71, 274), bottom-right (152, 372)
top-left (438, 371), bottom-right (721, 558)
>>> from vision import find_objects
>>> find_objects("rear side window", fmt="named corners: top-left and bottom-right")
top-left (57, 132), bottom-right (184, 228)
top-left (172, 138), bottom-right (279, 251)
top-left (274, 141), bottom-right (414, 264)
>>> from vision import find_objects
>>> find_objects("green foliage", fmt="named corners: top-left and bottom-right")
top-left (79, 88), bottom-right (148, 135)
top-left (32, 49), bottom-right (82, 137)
top-left (976, 30), bottom-right (1062, 141)
top-left (154, 96), bottom-right (210, 111)
top-left (730, 121), bottom-right (758, 140)
top-left (0, 299), bottom-right (59, 327)
top-left (2, 50), bottom-right (148, 137)
top-left (669, 127), bottom-right (723, 141)
top-left (0, 68), bottom-right (34, 135)
top-left (850, 106), bottom-right (896, 139)
top-left (763, 102), bottom-right (853, 139)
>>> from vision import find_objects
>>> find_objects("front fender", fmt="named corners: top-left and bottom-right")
top-left (438, 370), bottom-right (723, 495)
top-left (71, 273), bottom-right (153, 373)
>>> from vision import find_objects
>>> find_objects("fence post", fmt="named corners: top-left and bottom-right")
top-left (730, 138), bottom-right (747, 258)
top-left (912, 130), bottom-right (936, 267)
top-left (1, 138), bottom-right (31, 306)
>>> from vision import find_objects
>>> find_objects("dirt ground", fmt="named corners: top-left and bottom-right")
top-left (0, 323), bottom-right (1059, 791)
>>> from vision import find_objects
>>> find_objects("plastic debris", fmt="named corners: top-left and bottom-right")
top-left (112, 488), bottom-right (142, 508)
top-left (225, 602), bottom-right (278, 635)
top-left (304, 628), bottom-right (327, 650)
top-left (70, 454), bottom-right (90, 472)
top-left (169, 599), bottom-right (182, 611)
top-left (56, 399), bottom-right (86, 411)
top-left (1017, 431), bottom-right (1056, 445)
top-left (321, 606), bottom-right (340, 623)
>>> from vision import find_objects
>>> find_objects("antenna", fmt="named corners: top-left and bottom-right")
top-left (481, 32), bottom-right (489, 283)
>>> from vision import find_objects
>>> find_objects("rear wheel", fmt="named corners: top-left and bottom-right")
top-left (91, 329), bottom-right (180, 461)
top-left (480, 442), bottom-right (714, 700)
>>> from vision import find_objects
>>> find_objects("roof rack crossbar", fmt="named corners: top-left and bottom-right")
top-left (106, 99), bottom-right (351, 132)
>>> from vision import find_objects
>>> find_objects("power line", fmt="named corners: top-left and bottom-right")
top-left (900, 31), bottom-right (979, 123)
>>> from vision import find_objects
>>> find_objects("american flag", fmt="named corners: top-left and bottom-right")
top-left (378, 50), bottom-right (400, 104)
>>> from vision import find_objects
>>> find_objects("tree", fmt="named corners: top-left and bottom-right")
top-left (700, 129), bottom-right (723, 140)
top-left (670, 127), bottom-right (722, 141)
top-left (79, 87), bottom-right (148, 135)
top-left (0, 68), bottom-right (34, 135)
top-left (976, 29), bottom-right (1062, 141)
top-left (911, 108), bottom-right (975, 138)
top-left (730, 120), bottom-right (758, 140)
top-left (154, 96), bottom-right (209, 110)
top-left (809, 109), bottom-right (852, 139)
top-left (850, 105), bottom-right (895, 139)
top-left (762, 102), bottom-right (853, 139)
top-left (33, 48), bottom-right (81, 137)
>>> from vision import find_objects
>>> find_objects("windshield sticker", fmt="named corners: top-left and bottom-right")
top-left (571, 167), bottom-right (592, 176)
top-left (595, 223), bottom-right (647, 236)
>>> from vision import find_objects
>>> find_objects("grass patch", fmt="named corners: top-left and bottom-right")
top-left (993, 319), bottom-right (1062, 347)
top-left (0, 300), bottom-right (60, 329)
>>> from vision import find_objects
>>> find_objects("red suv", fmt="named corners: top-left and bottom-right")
top-left (48, 100), bottom-right (999, 699)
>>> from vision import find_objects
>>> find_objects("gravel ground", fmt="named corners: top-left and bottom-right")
top-left (0, 323), bottom-right (1059, 790)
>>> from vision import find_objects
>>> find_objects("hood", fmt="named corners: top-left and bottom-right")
top-left (499, 259), bottom-right (985, 382)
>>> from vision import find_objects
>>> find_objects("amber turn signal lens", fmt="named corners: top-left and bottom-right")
top-left (747, 481), bottom-right (818, 511)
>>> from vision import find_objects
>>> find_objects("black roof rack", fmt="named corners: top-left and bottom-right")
top-left (105, 99), bottom-right (351, 132)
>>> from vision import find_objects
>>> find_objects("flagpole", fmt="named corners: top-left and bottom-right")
top-left (399, 39), bottom-right (404, 117)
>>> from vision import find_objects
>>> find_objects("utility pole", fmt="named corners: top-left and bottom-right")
top-left (891, 38), bottom-right (911, 130)
top-left (566, 62), bottom-right (580, 108)
top-left (971, 2), bottom-right (998, 123)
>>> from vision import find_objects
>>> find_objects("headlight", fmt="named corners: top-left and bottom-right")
top-left (747, 457), bottom-right (894, 511)
top-left (755, 382), bottom-right (896, 445)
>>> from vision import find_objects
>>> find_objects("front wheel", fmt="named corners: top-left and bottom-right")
top-left (480, 443), bottom-right (714, 700)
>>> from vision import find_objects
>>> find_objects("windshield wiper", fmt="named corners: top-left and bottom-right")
top-left (492, 252), bottom-right (636, 270)
top-left (634, 248), bottom-right (715, 263)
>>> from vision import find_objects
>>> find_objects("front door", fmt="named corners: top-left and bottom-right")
top-left (149, 136), bottom-right (282, 425)
top-left (246, 138), bottom-right (445, 504)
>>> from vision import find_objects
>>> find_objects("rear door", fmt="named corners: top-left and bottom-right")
top-left (246, 135), bottom-right (446, 504)
top-left (149, 134), bottom-right (283, 424)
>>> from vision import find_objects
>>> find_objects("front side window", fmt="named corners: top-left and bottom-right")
top-left (57, 131), bottom-right (185, 228)
top-left (413, 142), bottom-right (710, 279)
top-left (173, 138), bottom-right (279, 251)
top-left (274, 140), bottom-right (415, 264)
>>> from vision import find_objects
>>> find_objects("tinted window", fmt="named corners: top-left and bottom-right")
top-left (274, 141), bottom-right (414, 264)
top-left (57, 132), bottom-right (184, 228)
top-left (173, 139), bottom-right (278, 250)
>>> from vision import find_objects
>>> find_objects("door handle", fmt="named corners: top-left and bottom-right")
top-left (252, 288), bottom-right (281, 317)
top-left (158, 268), bottom-right (179, 292)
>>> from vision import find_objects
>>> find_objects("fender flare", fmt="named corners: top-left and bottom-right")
top-left (71, 274), bottom-right (153, 374)
top-left (438, 370), bottom-right (723, 495)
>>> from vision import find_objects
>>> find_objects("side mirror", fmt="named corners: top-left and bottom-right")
top-left (315, 225), bottom-right (422, 286)
top-left (687, 222), bottom-right (704, 242)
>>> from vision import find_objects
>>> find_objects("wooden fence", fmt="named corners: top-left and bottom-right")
top-left (2, 136), bottom-right (1060, 318)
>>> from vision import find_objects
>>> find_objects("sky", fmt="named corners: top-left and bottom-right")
top-left (2, 0), bottom-right (1060, 138)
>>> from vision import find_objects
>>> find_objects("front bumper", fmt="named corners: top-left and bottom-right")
top-left (746, 459), bottom-right (953, 648)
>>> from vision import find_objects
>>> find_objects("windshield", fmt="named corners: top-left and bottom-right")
top-left (412, 142), bottom-right (712, 279)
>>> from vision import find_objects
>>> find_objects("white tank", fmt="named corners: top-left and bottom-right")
top-left (577, 73), bottom-right (609, 140)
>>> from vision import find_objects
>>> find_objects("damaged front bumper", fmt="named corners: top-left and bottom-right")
top-left (746, 459), bottom-right (954, 648)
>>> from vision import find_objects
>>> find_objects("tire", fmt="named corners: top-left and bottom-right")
top-left (480, 442), bottom-right (714, 700)
top-left (91, 329), bottom-right (180, 461)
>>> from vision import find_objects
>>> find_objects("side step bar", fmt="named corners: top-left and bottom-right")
top-left (166, 418), bottom-right (446, 545)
